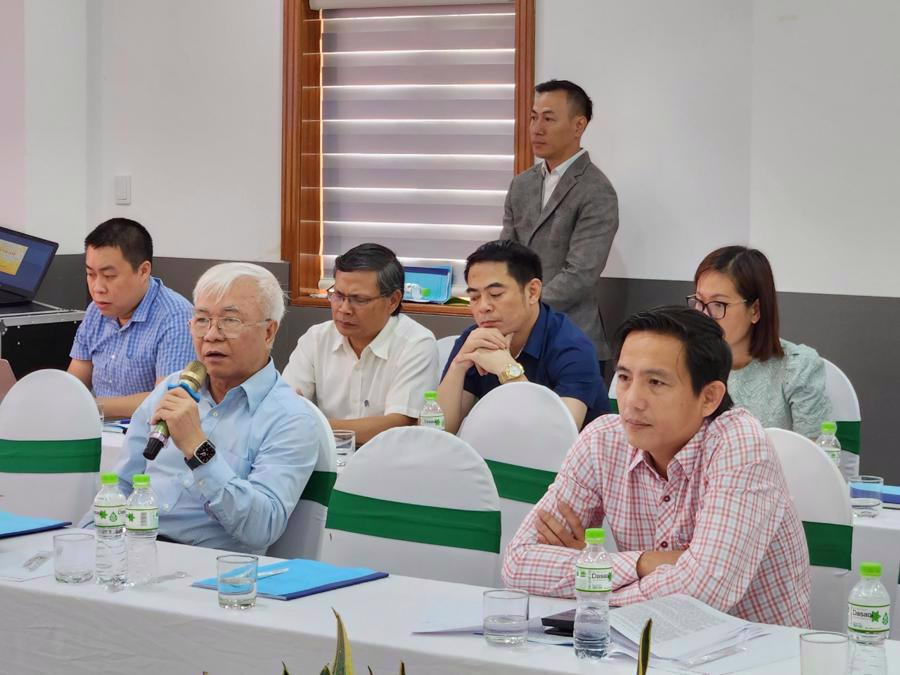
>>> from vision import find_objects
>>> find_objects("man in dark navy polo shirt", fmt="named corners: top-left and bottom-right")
top-left (438, 240), bottom-right (608, 433)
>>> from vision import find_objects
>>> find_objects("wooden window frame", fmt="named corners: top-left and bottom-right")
top-left (281, 0), bottom-right (535, 315)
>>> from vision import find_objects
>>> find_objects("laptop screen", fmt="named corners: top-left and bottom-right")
top-left (0, 226), bottom-right (59, 301)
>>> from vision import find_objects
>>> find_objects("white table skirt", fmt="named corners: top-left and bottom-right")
top-left (4, 530), bottom-right (900, 675)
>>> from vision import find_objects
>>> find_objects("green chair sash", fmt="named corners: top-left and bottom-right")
top-left (300, 470), bottom-right (336, 507)
top-left (610, 399), bottom-right (619, 414)
top-left (803, 521), bottom-right (852, 570)
top-left (836, 421), bottom-right (860, 456)
top-left (0, 438), bottom-right (101, 473)
top-left (325, 490), bottom-right (501, 553)
top-left (485, 459), bottom-right (556, 504)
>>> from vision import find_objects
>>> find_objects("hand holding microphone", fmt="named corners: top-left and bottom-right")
top-left (143, 361), bottom-right (207, 460)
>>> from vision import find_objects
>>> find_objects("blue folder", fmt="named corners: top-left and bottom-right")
top-left (192, 559), bottom-right (388, 601)
top-left (882, 485), bottom-right (900, 505)
top-left (0, 510), bottom-right (70, 539)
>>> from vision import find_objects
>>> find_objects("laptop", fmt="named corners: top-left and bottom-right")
top-left (0, 225), bottom-right (59, 314)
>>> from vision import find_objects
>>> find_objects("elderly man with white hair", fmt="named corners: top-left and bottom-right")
top-left (109, 262), bottom-right (325, 554)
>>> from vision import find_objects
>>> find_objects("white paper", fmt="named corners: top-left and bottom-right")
top-left (0, 549), bottom-right (53, 581)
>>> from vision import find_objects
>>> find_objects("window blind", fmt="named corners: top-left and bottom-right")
top-left (317, 3), bottom-right (516, 293)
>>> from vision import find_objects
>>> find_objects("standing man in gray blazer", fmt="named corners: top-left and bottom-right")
top-left (500, 79), bottom-right (618, 377)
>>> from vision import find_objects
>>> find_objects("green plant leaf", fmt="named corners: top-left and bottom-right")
top-left (281, 661), bottom-right (289, 675)
top-left (636, 618), bottom-right (652, 675)
top-left (368, 668), bottom-right (374, 675)
top-left (399, 664), bottom-right (406, 675)
top-left (320, 667), bottom-right (331, 675)
top-left (332, 608), bottom-right (354, 675)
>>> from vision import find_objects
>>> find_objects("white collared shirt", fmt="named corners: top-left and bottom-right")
top-left (541, 147), bottom-right (587, 208)
top-left (281, 314), bottom-right (440, 420)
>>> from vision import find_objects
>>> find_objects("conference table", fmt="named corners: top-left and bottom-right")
top-left (3, 530), bottom-right (900, 674)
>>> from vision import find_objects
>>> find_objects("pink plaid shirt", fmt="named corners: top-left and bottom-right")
top-left (502, 408), bottom-right (811, 627)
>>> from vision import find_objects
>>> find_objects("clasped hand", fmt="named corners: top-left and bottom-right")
top-left (150, 387), bottom-right (206, 459)
top-left (451, 327), bottom-right (515, 376)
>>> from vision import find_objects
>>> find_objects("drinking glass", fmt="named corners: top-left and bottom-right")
top-left (53, 533), bottom-right (94, 583)
top-left (849, 475), bottom-right (883, 518)
top-left (217, 554), bottom-right (258, 609)
top-left (799, 631), bottom-right (849, 675)
top-left (333, 430), bottom-right (356, 468)
top-left (483, 589), bottom-right (529, 646)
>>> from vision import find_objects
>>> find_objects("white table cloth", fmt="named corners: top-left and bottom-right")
top-left (3, 530), bottom-right (900, 674)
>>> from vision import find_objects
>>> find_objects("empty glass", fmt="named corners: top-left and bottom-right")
top-left (217, 554), bottom-right (258, 609)
top-left (483, 589), bottom-right (529, 646)
top-left (53, 533), bottom-right (94, 583)
top-left (799, 631), bottom-right (849, 675)
top-left (849, 475), bottom-right (883, 518)
top-left (333, 430), bottom-right (356, 468)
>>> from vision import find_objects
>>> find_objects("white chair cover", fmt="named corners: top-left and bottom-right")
top-left (320, 426), bottom-right (501, 586)
top-left (436, 335), bottom-right (459, 372)
top-left (822, 358), bottom-right (861, 480)
top-left (267, 400), bottom-right (336, 560)
top-left (458, 382), bottom-right (577, 560)
top-left (767, 427), bottom-right (854, 632)
top-left (0, 370), bottom-right (101, 523)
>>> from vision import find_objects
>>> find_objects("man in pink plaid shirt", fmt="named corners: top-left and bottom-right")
top-left (503, 306), bottom-right (810, 627)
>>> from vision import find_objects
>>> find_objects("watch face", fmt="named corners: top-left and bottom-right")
top-left (505, 363), bottom-right (524, 379)
top-left (195, 442), bottom-right (215, 463)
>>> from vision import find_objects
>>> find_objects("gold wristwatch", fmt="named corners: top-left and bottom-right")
top-left (498, 361), bottom-right (525, 384)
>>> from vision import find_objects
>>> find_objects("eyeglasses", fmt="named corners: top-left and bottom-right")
top-left (686, 295), bottom-right (749, 320)
top-left (189, 316), bottom-right (271, 339)
top-left (326, 287), bottom-right (387, 308)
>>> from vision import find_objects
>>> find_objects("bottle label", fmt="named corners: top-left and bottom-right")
top-left (94, 505), bottom-right (126, 528)
top-left (420, 415), bottom-right (445, 431)
top-left (126, 507), bottom-right (159, 531)
top-left (848, 602), bottom-right (890, 634)
top-left (575, 563), bottom-right (612, 593)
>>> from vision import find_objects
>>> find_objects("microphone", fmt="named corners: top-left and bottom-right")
top-left (143, 360), bottom-right (207, 460)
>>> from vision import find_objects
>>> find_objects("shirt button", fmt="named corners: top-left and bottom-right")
top-left (111, 355), bottom-right (115, 359)
top-left (660, 541), bottom-right (668, 549)
top-left (163, 503), bottom-right (171, 512)
top-left (663, 495), bottom-right (671, 503)
top-left (212, 412), bottom-right (218, 417)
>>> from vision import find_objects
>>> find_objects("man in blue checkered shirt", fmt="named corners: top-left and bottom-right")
top-left (68, 219), bottom-right (194, 418)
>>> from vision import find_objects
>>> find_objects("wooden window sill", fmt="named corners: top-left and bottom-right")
top-left (291, 294), bottom-right (472, 317)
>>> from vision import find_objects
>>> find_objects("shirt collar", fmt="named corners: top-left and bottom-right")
top-left (520, 303), bottom-right (550, 360)
top-left (329, 316), bottom-right (397, 361)
top-left (206, 357), bottom-right (278, 415)
top-left (127, 277), bottom-right (161, 324)
top-left (540, 148), bottom-right (587, 179)
top-left (625, 419), bottom-right (710, 480)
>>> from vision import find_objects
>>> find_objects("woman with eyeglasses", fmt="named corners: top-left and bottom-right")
top-left (688, 246), bottom-right (830, 438)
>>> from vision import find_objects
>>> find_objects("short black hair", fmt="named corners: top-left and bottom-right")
top-left (535, 79), bottom-right (593, 122)
top-left (615, 306), bottom-right (733, 419)
top-left (85, 218), bottom-right (153, 270)
top-left (334, 243), bottom-right (404, 316)
top-left (464, 240), bottom-right (542, 288)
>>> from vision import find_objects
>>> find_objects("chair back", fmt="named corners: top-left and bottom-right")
top-left (458, 382), bottom-right (577, 557)
top-left (0, 370), bottom-right (101, 522)
top-left (267, 400), bottom-right (336, 560)
top-left (767, 427), bottom-right (853, 632)
top-left (822, 358), bottom-right (861, 479)
top-left (0, 359), bottom-right (15, 402)
top-left (436, 335), bottom-right (459, 372)
top-left (321, 426), bottom-right (501, 586)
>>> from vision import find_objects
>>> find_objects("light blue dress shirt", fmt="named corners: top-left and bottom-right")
top-left (112, 359), bottom-right (324, 554)
top-left (70, 276), bottom-right (194, 396)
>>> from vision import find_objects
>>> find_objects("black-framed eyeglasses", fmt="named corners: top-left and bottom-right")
top-left (326, 286), bottom-right (387, 309)
top-left (686, 295), bottom-right (748, 320)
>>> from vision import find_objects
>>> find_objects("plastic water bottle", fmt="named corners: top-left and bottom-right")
top-left (93, 472), bottom-right (127, 586)
top-left (125, 473), bottom-right (159, 586)
top-left (419, 391), bottom-right (445, 430)
top-left (849, 562), bottom-right (890, 674)
top-left (404, 282), bottom-right (431, 302)
top-left (815, 421), bottom-right (842, 468)
top-left (574, 527), bottom-right (612, 659)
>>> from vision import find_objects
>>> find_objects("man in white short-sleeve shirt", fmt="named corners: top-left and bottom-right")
top-left (282, 243), bottom-right (439, 444)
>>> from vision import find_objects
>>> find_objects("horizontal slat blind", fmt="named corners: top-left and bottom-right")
top-left (317, 3), bottom-right (516, 292)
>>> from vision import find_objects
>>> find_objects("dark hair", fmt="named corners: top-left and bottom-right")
top-left (694, 246), bottom-right (783, 361)
top-left (334, 243), bottom-right (404, 316)
top-left (464, 240), bottom-right (542, 288)
top-left (534, 79), bottom-right (593, 122)
top-left (85, 218), bottom-right (153, 270)
top-left (615, 306), bottom-right (734, 420)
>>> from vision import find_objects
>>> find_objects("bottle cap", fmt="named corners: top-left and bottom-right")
top-left (132, 474), bottom-right (151, 487)
top-left (584, 528), bottom-right (605, 544)
top-left (424, 391), bottom-right (437, 401)
top-left (821, 421), bottom-right (837, 435)
top-left (100, 472), bottom-right (118, 485)
top-left (860, 562), bottom-right (882, 578)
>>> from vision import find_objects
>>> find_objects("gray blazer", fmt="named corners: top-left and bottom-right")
top-left (500, 151), bottom-right (619, 360)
